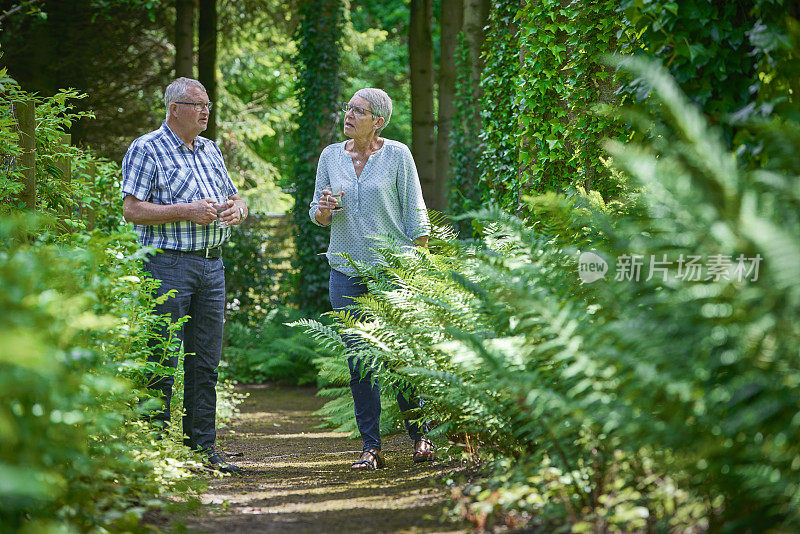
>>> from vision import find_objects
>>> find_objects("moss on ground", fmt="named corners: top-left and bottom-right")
top-left (171, 384), bottom-right (470, 533)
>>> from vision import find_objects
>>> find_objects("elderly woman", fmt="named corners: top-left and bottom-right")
top-left (309, 88), bottom-right (435, 470)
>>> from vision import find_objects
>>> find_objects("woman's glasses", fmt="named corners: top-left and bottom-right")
top-left (341, 102), bottom-right (375, 118)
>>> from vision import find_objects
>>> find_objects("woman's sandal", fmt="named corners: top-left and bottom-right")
top-left (413, 437), bottom-right (436, 463)
top-left (351, 448), bottom-right (385, 470)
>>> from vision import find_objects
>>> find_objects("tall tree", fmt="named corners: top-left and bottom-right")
top-left (434, 0), bottom-right (463, 213)
top-left (463, 0), bottom-right (490, 125)
top-left (175, 0), bottom-right (195, 78)
top-left (0, 0), bottom-right (172, 160)
top-left (198, 0), bottom-right (217, 140)
top-left (292, 0), bottom-right (345, 311)
top-left (409, 0), bottom-right (437, 209)
top-left (448, 0), bottom-right (489, 215)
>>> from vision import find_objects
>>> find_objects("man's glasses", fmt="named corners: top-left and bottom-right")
top-left (341, 102), bottom-right (375, 118)
top-left (175, 101), bottom-right (213, 111)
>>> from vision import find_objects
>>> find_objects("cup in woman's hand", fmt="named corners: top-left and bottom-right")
top-left (330, 191), bottom-right (344, 212)
top-left (213, 201), bottom-right (228, 228)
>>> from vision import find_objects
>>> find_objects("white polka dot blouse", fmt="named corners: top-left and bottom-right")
top-left (308, 139), bottom-right (430, 276)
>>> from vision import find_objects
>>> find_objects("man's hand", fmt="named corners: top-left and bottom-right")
top-left (217, 195), bottom-right (248, 226)
top-left (218, 200), bottom-right (240, 226)
top-left (187, 198), bottom-right (219, 226)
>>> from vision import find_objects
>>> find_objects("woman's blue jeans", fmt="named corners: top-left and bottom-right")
top-left (329, 268), bottom-right (425, 451)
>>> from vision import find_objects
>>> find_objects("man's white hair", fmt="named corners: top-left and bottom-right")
top-left (354, 88), bottom-right (392, 134)
top-left (164, 77), bottom-right (207, 120)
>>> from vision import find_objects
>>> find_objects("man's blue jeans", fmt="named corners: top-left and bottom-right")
top-left (329, 268), bottom-right (425, 451)
top-left (144, 251), bottom-right (225, 451)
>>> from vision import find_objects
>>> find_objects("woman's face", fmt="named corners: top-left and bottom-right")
top-left (343, 95), bottom-right (380, 140)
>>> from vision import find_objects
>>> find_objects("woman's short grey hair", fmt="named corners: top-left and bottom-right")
top-left (354, 88), bottom-right (392, 134)
top-left (164, 77), bottom-right (207, 119)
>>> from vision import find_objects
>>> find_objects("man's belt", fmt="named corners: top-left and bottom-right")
top-left (161, 246), bottom-right (223, 259)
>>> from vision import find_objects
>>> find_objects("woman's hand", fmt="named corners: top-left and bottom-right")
top-left (315, 189), bottom-right (342, 226)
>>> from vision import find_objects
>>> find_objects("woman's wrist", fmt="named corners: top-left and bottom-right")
top-left (315, 208), bottom-right (332, 226)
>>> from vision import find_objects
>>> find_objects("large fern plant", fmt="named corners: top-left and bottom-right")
top-left (294, 57), bottom-right (800, 531)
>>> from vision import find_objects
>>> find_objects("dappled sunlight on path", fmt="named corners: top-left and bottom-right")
top-left (177, 385), bottom-right (469, 533)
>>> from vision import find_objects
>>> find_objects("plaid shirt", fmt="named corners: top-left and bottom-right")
top-left (121, 122), bottom-right (238, 251)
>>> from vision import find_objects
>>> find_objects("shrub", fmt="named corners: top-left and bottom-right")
top-left (222, 306), bottom-right (335, 386)
top-left (0, 217), bottom-right (204, 532)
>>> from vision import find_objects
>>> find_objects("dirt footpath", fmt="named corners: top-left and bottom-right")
top-left (177, 384), bottom-right (469, 533)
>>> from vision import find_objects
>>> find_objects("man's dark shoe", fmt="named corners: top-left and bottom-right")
top-left (203, 448), bottom-right (243, 475)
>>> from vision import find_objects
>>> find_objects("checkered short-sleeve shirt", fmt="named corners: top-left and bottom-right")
top-left (121, 122), bottom-right (238, 250)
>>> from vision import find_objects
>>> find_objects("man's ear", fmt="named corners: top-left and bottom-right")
top-left (374, 116), bottom-right (385, 131)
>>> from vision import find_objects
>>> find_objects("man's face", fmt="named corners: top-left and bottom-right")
top-left (171, 85), bottom-right (210, 135)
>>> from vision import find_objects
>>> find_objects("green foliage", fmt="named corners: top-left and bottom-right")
top-left (217, 13), bottom-right (296, 215)
top-left (345, 0), bottom-right (412, 145)
top-left (295, 59), bottom-right (800, 531)
top-left (222, 306), bottom-right (336, 385)
top-left (0, 0), bottom-right (173, 160)
top-left (0, 77), bottom-right (125, 233)
top-left (618, 1), bottom-right (799, 125)
top-left (515, 0), bottom-right (624, 198)
top-left (449, 32), bottom-right (482, 216)
top-left (290, 0), bottom-right (345, 313)
top-left (224, 214), bottom-right (295, 325)
top-left (471, 0), bottom-right (626, 215)
top-left (476, 0), bottom-right (521, 212)
top-left (0, 217), bottom-right (204, 532)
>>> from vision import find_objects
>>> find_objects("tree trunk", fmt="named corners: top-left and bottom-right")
top-left (292, 0), bottom-right (345, 312)
top-left (198, 0), bottom-right (217, 140)
top-left (14, 100), bottom-right (36, 210)
top-left (175, 0), bottom-right (194, 78)
top-left (409, 0), bottom-right (437, 210)
top-left (464, 0), bottom-right (491, 130)
top-left (434, 0), bottom-right (463, 213)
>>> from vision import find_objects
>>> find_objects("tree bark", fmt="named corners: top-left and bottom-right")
top-left (409, 0), bottom-right (437, 210)
top-left (175, 0), bottom-right (194, 78)
top-left (292, 0), bottom-right (344, 312)
top-left (434, 0), bottom-right (463, 213)
top-left (14, 99), bottom-right (36, 210)
top-left (463, 0), bottom-right (490, 117)
top-left (198, 0), bottom-right (217, 140)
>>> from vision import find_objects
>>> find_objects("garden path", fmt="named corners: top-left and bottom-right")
top-left (176, 384), bottom-right (469, 533)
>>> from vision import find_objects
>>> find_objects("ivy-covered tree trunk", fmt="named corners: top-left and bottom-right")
top-left (409, 0), bottom-right (438, 209)
top-left (434, 0), bottom-right (463, 214)
top-left (478, 0), bottom-right (520, 211)
top-left (463, 0), bottom-right (490, 105)
top-left (515, 0), bottom-right (622, 199)
top-left (291, 0), bottom-right (344, 312)
top-left (449, 0), bottom-right (490, 215)
top-left (175, 0), bottom-right (194, 78)
top-left (198, 0), bottom-right (217, 140)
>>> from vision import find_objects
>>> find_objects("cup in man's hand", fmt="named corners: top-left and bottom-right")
top-left (213, 201), bottom-right (228, 228)
top-left (330, 191), bottom-right (344, 213)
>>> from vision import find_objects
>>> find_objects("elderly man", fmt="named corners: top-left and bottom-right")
top-left (122, 77), bottom-right (247, 474)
